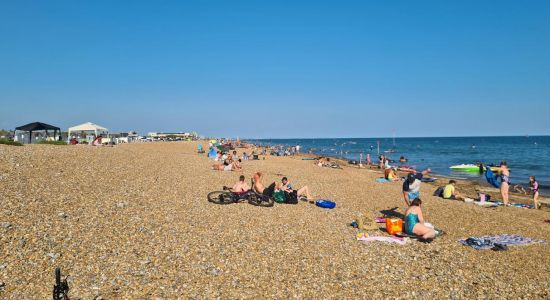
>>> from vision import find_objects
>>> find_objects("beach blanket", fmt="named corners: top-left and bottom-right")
top-left (486, 201), bottom-right (535, 209)
top-left (357, 235), bottom-right (407, 245)
top-left (376, 178), bottom-right (390, 183)
top-left (459, 234), bottom-right (545, 250)
top-left (474, 201), bottom-right (499, 207)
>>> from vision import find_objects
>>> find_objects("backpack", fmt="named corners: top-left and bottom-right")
top-left (273, 190), bottom-right (285, 203)
top-left (283, 190), bottom-right (298, 204)
top-left (433, 186), bottom-right (444, 197)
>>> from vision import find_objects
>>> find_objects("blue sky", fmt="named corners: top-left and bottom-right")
top-left (1, 1), bottom-right (549, 138)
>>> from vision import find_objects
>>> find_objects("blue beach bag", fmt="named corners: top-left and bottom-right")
top-left (315, 200), bottom-right (336, 209)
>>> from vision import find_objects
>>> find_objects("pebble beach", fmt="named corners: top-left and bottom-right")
top-left (1, 142), bottom-right (550, 298)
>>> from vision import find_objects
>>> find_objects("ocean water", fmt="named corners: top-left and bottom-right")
top-left (245, 136), bottom-right (550, 194)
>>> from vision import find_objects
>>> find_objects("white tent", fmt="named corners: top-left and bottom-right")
top-left (68, 122), bottom-right (109, 138)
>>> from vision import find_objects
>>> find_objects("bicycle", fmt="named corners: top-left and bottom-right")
top-left (53, 267), bottom-right (70, 300)
top-left (207, 186), bottom-right (274, 207)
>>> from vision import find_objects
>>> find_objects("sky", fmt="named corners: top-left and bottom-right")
top-left (1, 0), bottom-right (549, 138)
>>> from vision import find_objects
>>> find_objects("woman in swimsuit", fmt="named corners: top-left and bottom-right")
top-left (404, 198), bottom-right (436, 240)
top-left (499, 161), bottom-right (510, 205)
top-left (530, 176), bottom-right (540, 209)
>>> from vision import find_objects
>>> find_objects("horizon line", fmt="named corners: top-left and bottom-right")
top-left (239, 134), bottom-right (550, 140)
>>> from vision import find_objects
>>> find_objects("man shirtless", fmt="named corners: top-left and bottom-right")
top-left (252, 172), bottom-right (276, 197)
top-left (232, 175), bottom-right (250, 193)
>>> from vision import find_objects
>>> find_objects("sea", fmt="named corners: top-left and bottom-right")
top-left (245, 136), bottom-right (550, 195)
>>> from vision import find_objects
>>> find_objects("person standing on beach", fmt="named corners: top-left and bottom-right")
top-left (402, 169), bottom-right (432, 206)
top-left (530, 176), bottom-right (540, 209)
top-left (403, 173), bottom-right (421, 205)
top-left (378, 155), bottom-right (385, 169)
top-left (499, 161), bottom-right (511, 205)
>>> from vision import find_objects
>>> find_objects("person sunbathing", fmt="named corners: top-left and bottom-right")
top-left (252, 172), bottom-right (276, 197)
top-left (404, 198), bottom-right (436, 240)
top-left (212, 162), bottom-right (233, 171)
top-left (277, 176), bottom-right (312, 201)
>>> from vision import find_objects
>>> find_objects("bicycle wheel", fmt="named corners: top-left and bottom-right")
top-left (247, 193), bottom-right (274, 207)
top-left (207, 191), bottom-right (236, 205)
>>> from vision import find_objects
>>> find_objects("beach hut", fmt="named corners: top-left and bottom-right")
top-left (68, 122), bottom-right (109, 142)
top-left (15, 122), bottom-right (61, 144)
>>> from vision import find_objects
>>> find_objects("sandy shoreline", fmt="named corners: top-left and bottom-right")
top-left (1, 142), bottom-right (549, 298)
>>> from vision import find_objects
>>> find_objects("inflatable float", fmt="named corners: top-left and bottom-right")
top-left (397, 166), bottom-right (416, 173)
top-left (450, 164), bottom-right (502, 172)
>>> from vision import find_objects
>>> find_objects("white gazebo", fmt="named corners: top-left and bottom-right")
top-left (68, 122), bottom-right (109, 141)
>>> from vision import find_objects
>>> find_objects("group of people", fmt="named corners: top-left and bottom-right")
top-left (399, 169), bottom-right (438, 240)
top-left (403, 160), bottom-right (544, 242)
top-left (268, 144), bottom-right (301, 156)
top-left (478, 161), bottom-right (540, 208)
top-left (229, 173), bottom-right (313, 201)
top-left (212, 152), bottom-right (243, 171)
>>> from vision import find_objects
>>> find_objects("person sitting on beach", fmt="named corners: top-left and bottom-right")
top-left (404, 198), bottom-right (436, 240)
top-left (442, 180), bottom-right (465, 200)
top-left (252, 172), bottom-right (276, 197)
top-left (91, 135), bottom-right (102, 146)
top-left (232, 175), bottom-right (250, 193)
top-left (384, 167), bottom-right (400, 181)
top-left (315, 157), bottom-right (326, 167)
top-left (233, 159), bottom-right (243, 170)
top-left (277, 176), bottom-right (313, 201)
top-left (197, 144), bottom-right (204, 153)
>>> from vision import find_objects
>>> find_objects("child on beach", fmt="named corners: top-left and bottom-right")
top-left (404, 198), bottom-right (436, 240)
top-left (530, 176), bottom-right (540, 209)
top-left (442, 180), bottom-right (465, 201)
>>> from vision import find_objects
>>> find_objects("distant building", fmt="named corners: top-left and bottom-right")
top-left (147, 132), bottom-right (197, 140)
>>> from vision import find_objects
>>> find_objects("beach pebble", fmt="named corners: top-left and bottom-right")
top-left (0, 142), bottom-right (548, 298)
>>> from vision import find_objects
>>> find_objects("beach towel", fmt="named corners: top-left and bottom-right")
top-left (485, 167), bottom-right (501, 189)
top-left (486, 201), bottom-right (535, 209)
top-left (376, 178), bottom-right (390, 183)
top-left (474, 201), bottom-right (498, 207)
top-left (458, 234), bottom-right (545, 250)
top-left (357, 235), bottom-right (407, 245)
